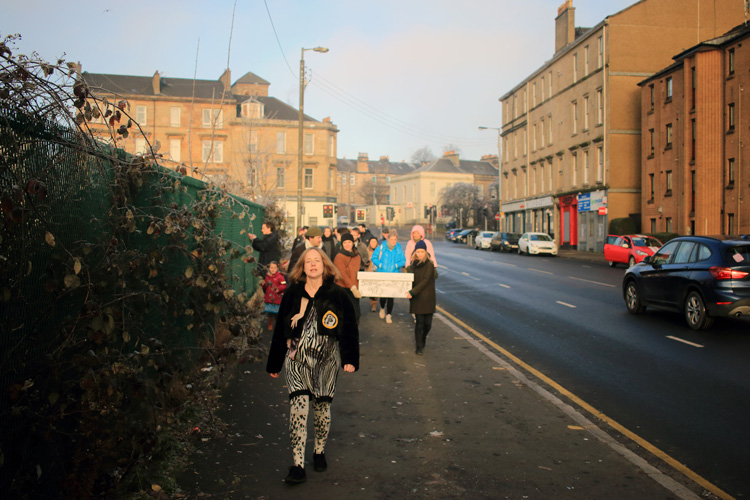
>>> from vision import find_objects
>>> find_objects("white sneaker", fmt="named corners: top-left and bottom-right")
top-left (379, 308), bottom-right (386, 319)
top-left (385, 314), bottom-right (392, 324)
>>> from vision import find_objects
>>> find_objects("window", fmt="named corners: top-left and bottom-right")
top-left (276, 132), bottom-right (286, 154)
top-left (665, 123), bottom-right (673, 148)
top-left (243, 101), bottom-right (262, 119)
top-left (540, 118), bottom-right (545, 148)
top-left (531, 167), bottom-right (537, 194)
top-left (653, 239), bottom-right (679, 265)
top-left (728, 103), bottom-right (736, 132)
top-left (135, 105), bottom-right (147, 125)
top-left (584, 45), bottom-right (589, 76)
top-left (666, 77), bottom-right (673, 100)
top-left (596, 89), bottom-right (603, 125)
top-left (691, 119), bottom-right (696, 160)
top-left (649, 129), bottom-right (655, 157)
top-left (328, 168), bottom-right (334, 191)
top-left (304, 133), bottom-right (314, 155)
top-left (571, 152), bottom-right (577, 186)
top-left (691, 67), bottom-right (696, 109)
top-left (596, 146), bottom-right (603, 183)
top-left (329, 135), bottom-right (335, 157)
top-left (666, 170), bottom-right (673, 195)
top-left (340, 173), bottom-right (346, 185)
top-left (548, 71), bottom-right (553, 97)
top-left (665, 217), bottom-right (673, 233)
top-left (691, 170), bottom-right (696, 212)
top-left (249, 131), bottom-right (258, 153)
top-left (548, 114), bottom-right (553, 144)
top-left (673, 242), bottom-right (696, 264)
top-left (541, 76), bottom-right (545, 101)
top-left (277, 167), bottom-right (285, 188)
top-left (540, 164), bottom-right (545, 192)
top-left (532, 82), bottom-right (537, 107)
top-left (728, 213), bottom-right (735, 233)
top-left (573, 53), bottom-right (578, 83)
top-left (584, 95), bottom-right (589, 130)
top-left (532, 123), bottom-right (537, 151)
top-left (135, 138), bottom-right (147, 154)
top-left (649, 173), bottom-right (655, 200)
top-left (202, 140), bottom-right (223, 163)
top-left (583, 150), bottom-right (589, 185)
top-left (728, 158), bottom-right (736, 186)
top-left (729, 48), bottom-right (735, 76)
top-left (170, 107), bottom-right (180, 127)
top-left (523, 90), bottom-right (527, 112)
top-left (649, 84), bottom-right (655, 112)
top-left (350, 174), bottom-right (355, 185)
top-left (202, 108), bottom-right (223, 128)
top-left (169, 139), bottom-right (181, 162)
top-left (650, 218), bottom-right (657, 233)
top-left (597, 36), bottom-right (603, 68)
top-left (304, 168), bottom-right (313, 189)
top-left (572, 101), bottom-right (578, 134)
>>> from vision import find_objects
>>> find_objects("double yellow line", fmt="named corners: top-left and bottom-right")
top-left (437, 305), bottom-right (734, 500)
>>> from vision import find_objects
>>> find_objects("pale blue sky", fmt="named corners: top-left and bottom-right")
top-left (2, 0), bottom-right (635, 162)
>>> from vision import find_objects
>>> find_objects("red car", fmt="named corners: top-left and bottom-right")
top-left (604, 234), bottom-right (663, 268)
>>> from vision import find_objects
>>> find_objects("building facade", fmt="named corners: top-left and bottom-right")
top-left (640, 23), bottom-right (750, 236)
top-left (82, 69), bottom-right (339, 230)
top-left (499, 0), bottom-right (745, 251)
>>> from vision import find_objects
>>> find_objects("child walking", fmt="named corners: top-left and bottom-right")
top-left (406, 240), bottom-right (436, 355)
top-left (262, 261), bottom-right (287, 331)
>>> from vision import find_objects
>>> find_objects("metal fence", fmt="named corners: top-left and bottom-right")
top-left (0, 109), bottom-right (264, 498)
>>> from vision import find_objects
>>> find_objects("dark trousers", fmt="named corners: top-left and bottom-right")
top-left (379, 297), bottom-right (394, 314)
top-left (415, 313), bottom-right (433, 351)
top-left (345, 289), bottom-right (361, 324)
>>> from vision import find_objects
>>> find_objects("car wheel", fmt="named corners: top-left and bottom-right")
top-left (624, 281), bottom-right (645, 314)
top-left (628, 256), bottom-right (636, 268)
top-left (684, 291), bottom-right (714, 330)
top-left (608, 260), bottom-right (617, 268)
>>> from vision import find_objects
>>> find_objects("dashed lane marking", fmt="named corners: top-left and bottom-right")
top-left (666, 336), bottom-right (705, 348)
top-left (568, 276), bottom-right (616, 287)
top-left (461, 272), bottom-right (481, 281)
top-left (529, 268), bottom-right (554, 275)
top-left (498, 284), bottom-right (511, 289)
top-left (556, 301), bottom-right (577, 308)
top-left (435, 306), bottom-right (729, 500)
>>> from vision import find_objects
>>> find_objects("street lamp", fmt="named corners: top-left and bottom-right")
top-left (479, 126), bottom-right (502, 231)
top-left (297, 46), bottom-right (329, 231)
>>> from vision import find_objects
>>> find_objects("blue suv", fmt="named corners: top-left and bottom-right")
top-left (622, 235), bottom-right (750, 330)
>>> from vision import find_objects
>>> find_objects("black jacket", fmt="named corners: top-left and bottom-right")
top-left (407, 258), bottom-right (436, 315)
top-left (251, 231), bottom-right (281, 268)
top-left (266, 278), bottom-right (360, 374)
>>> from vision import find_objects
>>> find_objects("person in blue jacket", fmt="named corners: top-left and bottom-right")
top-left (371, 230), bottom-right (406, 324)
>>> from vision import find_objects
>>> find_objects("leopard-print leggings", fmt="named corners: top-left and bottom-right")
top-left (289, 395), bottom-right (331, 467)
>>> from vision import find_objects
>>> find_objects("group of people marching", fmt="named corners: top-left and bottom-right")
top-left (250, 222), bottom-right (437, 484)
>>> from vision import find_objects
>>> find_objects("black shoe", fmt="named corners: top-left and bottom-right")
top-left (415, 349), bottom-right (423, 355)
top-left (284, 465), bottom-right (306, 484)
top-left (313, 453), bottom-right (327, 472)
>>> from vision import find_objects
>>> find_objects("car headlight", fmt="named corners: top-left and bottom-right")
top-left (636, 250), bottom-right (648, 256)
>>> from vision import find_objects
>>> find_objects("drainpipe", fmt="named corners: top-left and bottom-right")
top-left (739, 84), bottom-right (743, 233)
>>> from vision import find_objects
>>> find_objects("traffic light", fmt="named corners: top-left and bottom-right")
top-left (386, 206), bottom-right (394, 220)
top-left (323, 204), bottom-right (333, 218)
top-left (424, 206), bottom-right (430, 218)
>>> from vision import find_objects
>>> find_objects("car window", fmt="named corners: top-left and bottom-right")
top-left (652, 240), bottom-right (680, 265)
top-left (672, 242), bottom-right (696, 264)
top-left (606, 235), bottom-right (619, 245)
top-left (613, 237), bottom-right (624, 246)
top-left (631, 237), bottom-right (647, 247)
top-left (537, 234), bottom-right (552, 241)
top-left (644, 237), bottom-right (662, 247)
top-left (726, 246), bottom-right (750, 265)
top-left (695, 244), bottom-right (712, 262)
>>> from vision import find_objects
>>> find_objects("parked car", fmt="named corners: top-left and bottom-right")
top-left (604, 234), bottom-right (663, 268)
top-left (622, 235), bottom-right (750, 330)
top-left (490, 232), bottom-right (521, 252)
top-left (474, 231), bottom-right (497, 250)
top-left (518, 232), bottom-right (558, 256)
top-left (452, 229), bottom-right (477, 243)
top-left (445, 228), bottom-right (463, 240)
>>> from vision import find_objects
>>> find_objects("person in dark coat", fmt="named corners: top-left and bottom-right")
top-left (267, 247), bottom-right (359, 485)
top-left (292, 226), bottom-right (308, 249)
top-left (248, 221), bottom-right (281, 273)
top-left (287, 226), bottom-right (322, 273)
top-left (321, 226), bottom-right (338, 262)
top-left (358, 224), bottom-right (374, 246)
top-left (406, 240), bottom-right (436, 355)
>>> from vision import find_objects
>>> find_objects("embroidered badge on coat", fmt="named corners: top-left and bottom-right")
top-left (321, 310), bottom-right (338, 329)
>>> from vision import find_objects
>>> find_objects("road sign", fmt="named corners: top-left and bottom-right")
top-left (495, 213), bottom-right (500, 221)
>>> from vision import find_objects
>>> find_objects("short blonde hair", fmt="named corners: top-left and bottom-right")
top-left (388, 230), bottom-right (398, 239)
top-left (289, 247), bottom-right (341, 284)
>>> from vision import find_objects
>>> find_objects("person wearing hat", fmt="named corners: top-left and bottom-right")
top-left (333, 233), bottom-right (362, 324)
top-left (406, 239), bottom-right (436, 355)
top-left (288, 226), bottom-right (323, 273)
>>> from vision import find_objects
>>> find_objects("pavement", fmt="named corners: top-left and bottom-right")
top-left (176, 283), bottom-right (705, 500)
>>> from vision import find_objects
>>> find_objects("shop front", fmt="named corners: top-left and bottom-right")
top-left (525, 196), bottom-right (555, 238)
top-left (501, 200), bottom-right (527, 234)
top-left (558, 195), bottom-right (578, 249)
top-left (577, 189), bottom-right (608, 253)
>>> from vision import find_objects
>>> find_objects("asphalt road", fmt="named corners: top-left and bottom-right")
top-left (432, 238), bottom-right (750, 499)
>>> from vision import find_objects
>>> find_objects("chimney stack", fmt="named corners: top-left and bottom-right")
top-left (555, 0), bottom-right (575, 54)
top-left (219, 68), bottom-right (231, 91)
top-left (443, 150), bottom-right (460, 167)
top-left (152, 70), bottom-right (161, 95)
top-left (357, 152), bottom-right (369, 173)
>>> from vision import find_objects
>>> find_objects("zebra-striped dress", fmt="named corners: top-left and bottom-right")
top-left (283, 302), bottom-right (341, 402)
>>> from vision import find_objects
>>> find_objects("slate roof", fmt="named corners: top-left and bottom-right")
top-left (83, 72), bottom-right (227, 100)
top-left (336, 158), bottom-right (416, 175)
top-left (233, 71), bottom-right (270, 86)
top-left (415, 158), bottom-right (498, 176)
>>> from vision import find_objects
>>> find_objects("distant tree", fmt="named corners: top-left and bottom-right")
top-left (357, 177), bottom-right (390, 205)
top-left (439, 183), bottom-right (480, 226)
top-left (442, 144), bottom-right (462, 155)
top-left (410, 145), bottom-right (436, 165)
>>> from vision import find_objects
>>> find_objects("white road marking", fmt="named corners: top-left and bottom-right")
top-left (530, 268), bottom-right (554, 275)
top-left (461, 272), bottom-right (481, 281)
top-left (498, 284), bottom-right (511, 289)
top-left (568, 276), bottom-right (616, 288)
top-left (666, 336), bottom-right (704, 348)
top-left (556, 301), bottom-right (577, 308)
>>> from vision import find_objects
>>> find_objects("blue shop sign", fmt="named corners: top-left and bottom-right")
top-left (578, 193), bottom-right (591, 212)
